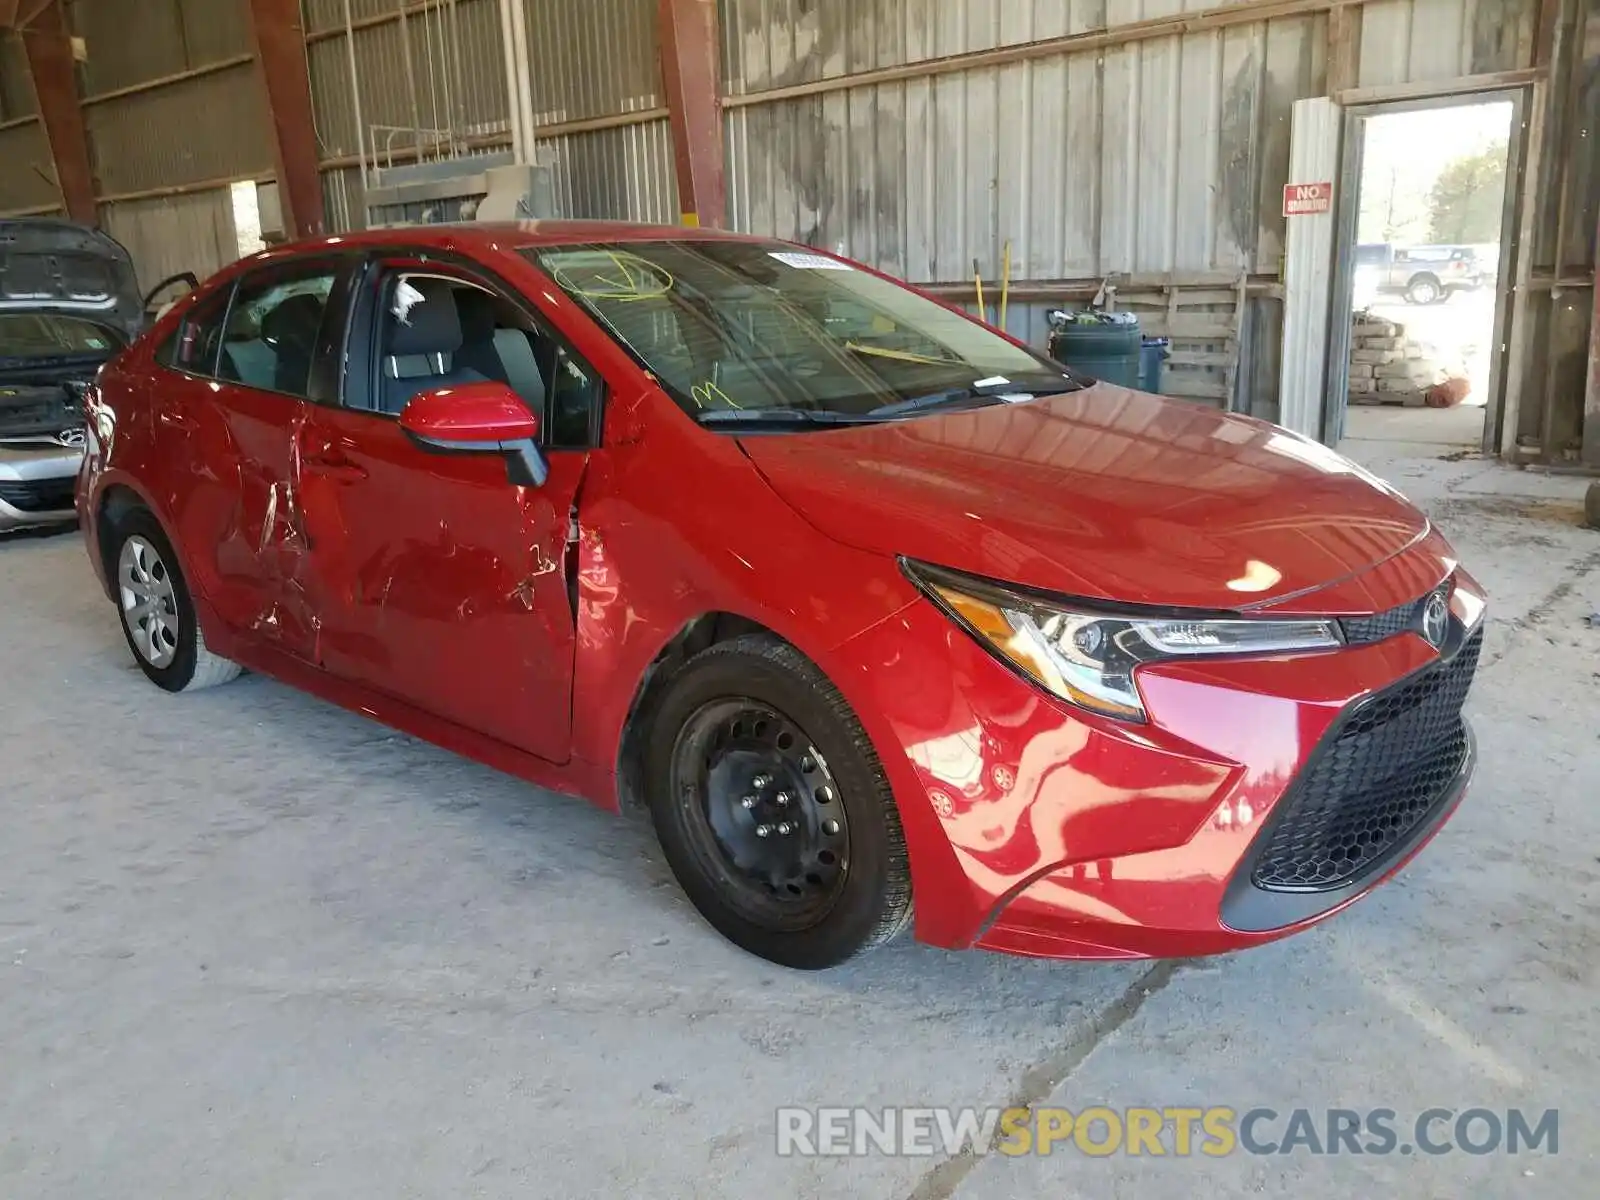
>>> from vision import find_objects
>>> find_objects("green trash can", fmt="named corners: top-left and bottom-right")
top-left (1138, 337), bottom-right (1170, 394)
top-left (1047, 320), bottom-right (1142, 388)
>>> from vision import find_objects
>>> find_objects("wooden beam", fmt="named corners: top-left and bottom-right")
top-left (1584, 208), bottom-right (1600, 468)
top-left (1326, 3), bottom-right (1362, 93)
top-left (722, 0), bottom-right (1362, 109)
top-left (657, 0), bottom-right (725, 227)
top-left (246, 0), bottom-right (324, 238)
top-left (17, 1), bottom-right (95, 224)
top-left (1333, 66), bottom-right (1544, 106)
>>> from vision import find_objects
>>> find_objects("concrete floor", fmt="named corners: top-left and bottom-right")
top-left (2, 444), bottom-right (1597, 1198)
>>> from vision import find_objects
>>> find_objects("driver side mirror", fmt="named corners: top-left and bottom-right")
top-left (400, 381), bottom-right (549, 487)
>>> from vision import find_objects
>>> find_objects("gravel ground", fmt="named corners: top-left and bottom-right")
top-left (1, 445), bottom-right (1596, 1199)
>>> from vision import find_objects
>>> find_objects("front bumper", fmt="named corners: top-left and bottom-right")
top-left (0, 443), bottom-right (81, 531)
top-left (833, 557), bottom-right (1486, 960)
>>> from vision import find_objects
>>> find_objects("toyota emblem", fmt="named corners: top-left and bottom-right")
top-left (1421, 589), bottom-right (1450, 649)
top-left (55, 429), bottom-right (87, 449)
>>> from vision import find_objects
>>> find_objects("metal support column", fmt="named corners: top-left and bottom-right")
top-left (657, 0), bottom-right (725, 228)
top-left (246, 0), bottom-right (326, 238)
top-left (15, 0), bottom-right (96, 223)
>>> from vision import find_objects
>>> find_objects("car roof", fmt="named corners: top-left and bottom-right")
top-left (237, 221), bottom-right (771, 270)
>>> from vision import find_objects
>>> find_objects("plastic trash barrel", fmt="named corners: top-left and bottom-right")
top-left (1138, 337), bottom-right (1171, 394)
top-left (1047, 321), bottom-right (1142, 389)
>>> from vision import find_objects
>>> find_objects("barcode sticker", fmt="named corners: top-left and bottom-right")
top-left (769, 251), bottom-right (853, 271)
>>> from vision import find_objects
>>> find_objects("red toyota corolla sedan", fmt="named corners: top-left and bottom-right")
top-left (76, 223), bottom-right (1485, 969)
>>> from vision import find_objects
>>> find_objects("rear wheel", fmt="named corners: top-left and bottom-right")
top-left (111, 509), bottom-right (240, 693)
top-left (643, 634), bottom-right (912, 969)
top-left (1405, 274), bottom-right (1442, 305)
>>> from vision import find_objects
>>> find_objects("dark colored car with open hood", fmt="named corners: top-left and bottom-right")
top-left (77, 222), bottom-right (1485, 969)
top-left (0, 220), bottom-right (144, 531)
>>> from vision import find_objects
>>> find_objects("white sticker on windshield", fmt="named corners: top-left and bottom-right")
top-left (769, 251), bottom-right (853, 271)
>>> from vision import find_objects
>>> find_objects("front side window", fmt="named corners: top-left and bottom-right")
top-left (220, 268), bottom-right (338, 398)
top-left (528, 240), bottom-right (1080, 427)
top-left (372, 270), bottom-right (601, 448)
top-left (157, 289), bottom-right (231, 375)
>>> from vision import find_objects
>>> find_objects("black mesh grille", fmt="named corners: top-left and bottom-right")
top-left (1342, 594), bottom-right (1427, 645)
top-left (0, 477), bottom-right (77, 513)
top-left (1251, 626), bottom-right (1482, 891)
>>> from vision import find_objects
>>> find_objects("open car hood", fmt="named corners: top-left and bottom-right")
top-left (0, 219), bottom-right (143, 341)
top-left (736, 384), bottom-right (1432, 612)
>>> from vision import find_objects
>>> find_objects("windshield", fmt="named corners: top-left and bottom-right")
top-left (0, 313), bottom-right (123, 364)
top-left (527, 240), bottom-right (1080, 424)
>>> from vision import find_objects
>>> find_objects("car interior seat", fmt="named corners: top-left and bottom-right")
top-left (381, 278), bottom-right (487, 415)
top-left (261, 293), bottom-right (326, 395)
top-left (453, 288), bottom-right (547, 416)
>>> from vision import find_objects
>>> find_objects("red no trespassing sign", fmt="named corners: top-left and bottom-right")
top-left (1283, 182), bottom-right (1333, 216)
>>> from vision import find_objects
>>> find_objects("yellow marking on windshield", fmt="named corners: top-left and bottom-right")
top-left (690, 380), bottom-right (743, 410)
top-left (843, 341), bottom-right (964, 367)
top-left (552, 250), bottom-right (674, 302)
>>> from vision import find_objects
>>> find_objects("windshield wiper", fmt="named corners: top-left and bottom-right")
top-left (867, 379), bottom-right (1083, 418)
top-left (697, 407), bottom-right (875, 427)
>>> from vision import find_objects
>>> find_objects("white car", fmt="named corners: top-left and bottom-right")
top-left (0, 220), bottom-right (145, 532)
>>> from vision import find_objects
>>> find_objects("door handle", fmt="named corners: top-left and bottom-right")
top-left (157, 409), bottom-right (196, 430)
top-left (302, 453), bottom-right (368, 483)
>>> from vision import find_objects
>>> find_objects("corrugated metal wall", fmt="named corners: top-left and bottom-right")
top-left (0, 32), bottom-right (55, 217)
top-left (1507, 0), bottom-right (1598, 460)
top-left (717, 0), bottom-right (1596, 432)
top-left (60, 0), bottom-right (272, 286)
top-left (100, 191), bottom-right (242, 288)
top-left (69, 0), bottom-right (273, 193)
top-left (308, 0), bottom-right (674, 229)
top-left (1355, 0), bottom-right (1537, 86)
top-left (720, 0), bottom-right (1329, 286)
top-left (304, 0), bottom-right (509, 163)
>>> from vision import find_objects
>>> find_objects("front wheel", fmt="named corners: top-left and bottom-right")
top-left (111, 509), bottom-right (241, 693)
top-left (643, 635), bottom-right (913, 969)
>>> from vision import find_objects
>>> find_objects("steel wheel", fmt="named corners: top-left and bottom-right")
top-left (118, 534), bottom-right (179, 669)
top-left (670, 699), bottom-right (852, 930)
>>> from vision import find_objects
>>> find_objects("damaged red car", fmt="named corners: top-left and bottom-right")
top-left (77, 224), bottom-right (1485, 969)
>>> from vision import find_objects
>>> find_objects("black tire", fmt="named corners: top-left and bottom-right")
top-left (109, 508), bottom-right (241, 693)
top-left (1405, 274), bottom-right (1443, 305)
top-left (643, 634), bottom-right (913, 969)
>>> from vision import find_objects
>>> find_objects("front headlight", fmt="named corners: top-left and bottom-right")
top-left (903, 560), bottom-right (1343, 722)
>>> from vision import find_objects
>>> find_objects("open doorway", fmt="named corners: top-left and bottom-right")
top-left (1331, 96), bottom-right (1519, 455)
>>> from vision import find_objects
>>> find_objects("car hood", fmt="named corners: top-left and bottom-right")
top-left (736, 384), bottom-right (1431, 611)
top-left (0, 219), bottom-right (143, 341)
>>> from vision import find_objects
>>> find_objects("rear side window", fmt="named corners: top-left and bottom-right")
top-left (221, 268), bottom-right (338, 398)
top-left (157, 289), bottom-right (231, 375)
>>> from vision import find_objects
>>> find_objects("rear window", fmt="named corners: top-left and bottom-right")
top-left (0, 313), bottom-right (122, 361)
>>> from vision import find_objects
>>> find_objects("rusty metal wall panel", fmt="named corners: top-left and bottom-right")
top-left (1, 34), bottom-right (37, 119)
top-left (101, 189), bottom-right (243, 289)
top-left (307, 0), bottom-right (509, 161)
top-left (1356, 0), bottom-right (1538, 86)
top-left (524, 0), bottom-right (662, 120)
top-left (0, 122), bottom-right (61, 214)
top-left (725, 7), bottom-right (1325, 284)
top-left (539, 118), bottom-right (679, 221)
top-left (70, 0), bottom-right (254, 96)
top-left (86, 63), bottom-right (274, 195)
top-left (717, 0), bottom-right (1258, 93)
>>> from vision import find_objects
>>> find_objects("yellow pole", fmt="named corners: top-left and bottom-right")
top-left (973, 258), bottom-right (987, 323)
top-left (999, 240), bottom-right (1012, 331)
